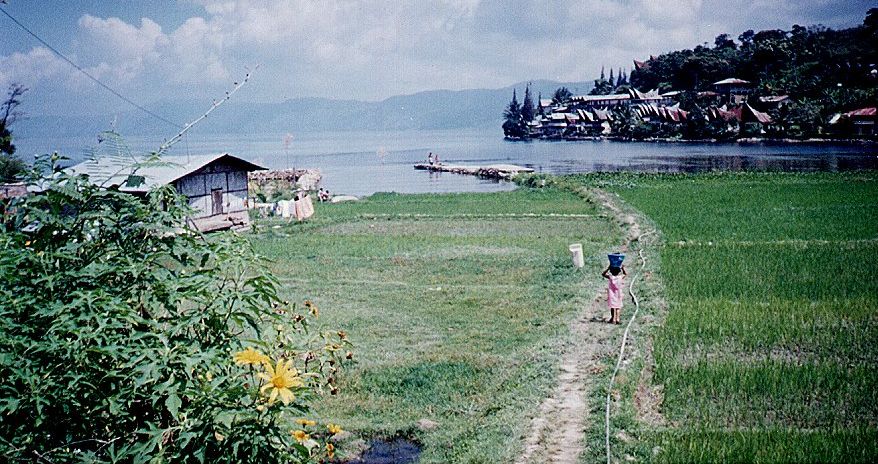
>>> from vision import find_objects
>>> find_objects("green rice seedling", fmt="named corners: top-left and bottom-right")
top-left (576, 171), bottom-right (878, 462)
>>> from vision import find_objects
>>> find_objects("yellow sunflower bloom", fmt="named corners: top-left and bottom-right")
top-left (258, 359), bottom-right (304, 405)
top-left (328, 423), bottom-right (343, 435)
top-left (291, 429), bottom-right (310, 442)
top-left (296, 418), bottom-right (317, 427)
top-left (233, 347), bottom-right (270, 367)
top-left (326, 442), bottom-right (335, 458)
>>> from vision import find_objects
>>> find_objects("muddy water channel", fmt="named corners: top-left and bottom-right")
top-left (345, 438), bottom-right (421, 464)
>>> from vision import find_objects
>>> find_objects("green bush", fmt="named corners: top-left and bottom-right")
top-left (0, 154), bottom-right (351, 463)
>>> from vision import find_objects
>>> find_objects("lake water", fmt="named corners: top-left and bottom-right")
top-left (17, 128), bottom-right (878, 197)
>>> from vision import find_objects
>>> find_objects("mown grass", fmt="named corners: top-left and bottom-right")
top-left (572, 171), bottom-right (878, 462)
top-left (251, 188), bottom-right (621, 463)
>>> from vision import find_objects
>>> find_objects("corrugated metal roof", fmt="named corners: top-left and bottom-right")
top-left (845, 107), bottom-right (877, 117)
top-left (713, 78), bottom-right (751, 86)
top-left (743, 103), bottom-right (772, 124)
top-left (68, 153), bottom-right (266, 193)
top-left (758, 95), bottom-right (790, 103)
top-left (629, 88), bottom-right (662, 100)
top-left (570, 94), bottom-right (630, 102)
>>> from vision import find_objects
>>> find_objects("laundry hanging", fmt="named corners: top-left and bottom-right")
top-left (293, 192), bottom-right (315, 221)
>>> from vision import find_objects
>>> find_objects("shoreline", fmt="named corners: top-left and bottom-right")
top-left (506, 135), bottom-right (878, 146)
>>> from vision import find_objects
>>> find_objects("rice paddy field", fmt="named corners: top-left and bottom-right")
top-left (250, 189), bottom-right (622, 463)
top-left (249, 170), bottom-right (877, 463)
top-left (580, 171), bottom-right (878, 462)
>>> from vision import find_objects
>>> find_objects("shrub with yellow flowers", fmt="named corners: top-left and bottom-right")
top-left (0, 155), bottom-right (352, 463)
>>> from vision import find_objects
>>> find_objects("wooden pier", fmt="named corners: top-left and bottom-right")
top-left (413, 163), bottom-right (534, 180)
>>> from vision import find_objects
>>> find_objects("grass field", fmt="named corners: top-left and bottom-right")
top-left (579, 172), bottom-right (878, 462)
top-left (251, 189), bottom-right (622, 463)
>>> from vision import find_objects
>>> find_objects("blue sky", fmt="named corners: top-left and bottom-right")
top-left (1, 0), bottom-right (874, 117)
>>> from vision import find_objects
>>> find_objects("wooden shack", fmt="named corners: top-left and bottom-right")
top-left (69, 153), bottom-right (266, 232)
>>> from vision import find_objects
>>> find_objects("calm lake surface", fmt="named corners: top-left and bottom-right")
top-left (18, 128), bottom-right (878, 196)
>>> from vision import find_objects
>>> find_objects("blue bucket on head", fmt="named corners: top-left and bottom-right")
top-left (608, 253), bottom-right (625, 268)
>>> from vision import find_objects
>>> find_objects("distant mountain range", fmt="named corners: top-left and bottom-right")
top-left (16, 80), bottom-right (593, 138)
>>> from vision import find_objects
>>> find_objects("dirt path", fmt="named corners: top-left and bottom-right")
top-left (514, 189), bottom-right (645, 464)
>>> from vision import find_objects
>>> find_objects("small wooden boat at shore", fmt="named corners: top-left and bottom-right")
top-left (413, 163), bottom-right (534, 180)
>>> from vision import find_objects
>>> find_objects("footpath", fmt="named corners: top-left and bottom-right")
top-left (515, 188), bottom-right (657, 464)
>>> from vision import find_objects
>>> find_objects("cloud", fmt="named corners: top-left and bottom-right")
top-left (0, 47), bottom-right (68, 90)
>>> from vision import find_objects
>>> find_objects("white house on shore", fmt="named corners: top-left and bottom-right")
top-left (69, 153), bottom-right (266, 232)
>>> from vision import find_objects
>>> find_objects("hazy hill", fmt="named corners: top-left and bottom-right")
top-left (16, 80), bottom-right (592, 138)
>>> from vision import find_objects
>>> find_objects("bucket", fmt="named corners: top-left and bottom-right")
top-left (608, 252), bottom-right (625, 268)
top-left (569, 243), bottom-right (584, 268)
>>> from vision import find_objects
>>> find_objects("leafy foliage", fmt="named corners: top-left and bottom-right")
top-left (0, 155), bottom-right (350, 463)
top-left (631, 11), bottom-right (878, 117)
top-left (521, 84), bottom-right (535, 123)
top-left (551, 86), bottom-right (572, 105)
top-left (502, 89), bottom-right (527, 138)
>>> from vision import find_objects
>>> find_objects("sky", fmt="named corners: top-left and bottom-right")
top-left (0, 0), bottom-right (874, 117)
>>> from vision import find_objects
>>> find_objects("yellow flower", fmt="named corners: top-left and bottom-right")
top-left (324, 343), bottom-right (341, 352)
top-left (327, 423), bottom-right (343, 435)
top-left (233, 347), bottom-right (270, 367)
top-left (296, 418), bottom-right (317, 427)
top-left (304, 300), bottom-right (319, 318)
top-left (326, 442), bottom-right (335, 458)
top-left (291, 429), bottom-right (309, 442)
top-left (258, 359), bottom-right (303, 405)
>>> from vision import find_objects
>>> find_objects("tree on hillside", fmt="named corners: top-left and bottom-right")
top-left (552, 86), bottom-right (572, 104)
top-left (1, 84), bottom-right (28, 182)
top-left (610, 104), bottom-right (642, 139)
top-left (714, 33), bottom-right (737, 49)
top-left (590, 78), bottom-right (614, 95)
top-left (503, 89), bottom-right (526, 138)
top-left (504, 89), bottom-right (521, 123)
top-left (770, 98), bottom-right (822, 137)
top-left (521, 84), bottom-right (535, 122)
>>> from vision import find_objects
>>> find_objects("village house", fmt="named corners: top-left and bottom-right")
top-left (634, 103), bottom-right (689, 124)
top-left (569, 93), bottom-right (631, 109)
top-left (541, 111), bottom-right (570, 137)
top-left (758, 95), bottom-right (791, 110)
top-left (69, 153), bottom-right (266, 232)
top-left (713, 78), bottom-right (753, 104)
top-left (0, 182), bottom-right (27, 200)
top-left (829, 107), bottom-right (876, 137)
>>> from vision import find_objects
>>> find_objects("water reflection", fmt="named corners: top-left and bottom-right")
top-left (20, 128), bottom-right (877, 196)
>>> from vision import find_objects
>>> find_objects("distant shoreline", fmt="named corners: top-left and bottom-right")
top-left (504, 135), bottom-right (878, 146)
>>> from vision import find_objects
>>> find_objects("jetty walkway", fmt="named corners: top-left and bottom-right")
top-left (413, 163), bottom-right (534, 180)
